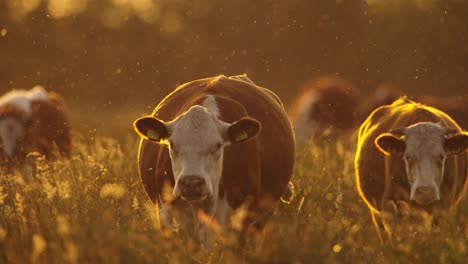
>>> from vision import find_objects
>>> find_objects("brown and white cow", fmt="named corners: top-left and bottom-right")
top-left (414, 95), bottom-right (468, 130)
top-left (0, 86), bottom-right (71, 170)
top-left (288, 75), bottom-right (361, 143)
top-left (358, 83), bottom-right (404, 121)
top-left (359, 83), bottom-right (468, 130)
top-left (355, 97), bottom-right (468, 239)
top-left (133, 75), bottom-right (295, 245)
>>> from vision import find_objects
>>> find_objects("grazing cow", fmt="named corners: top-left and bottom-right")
top-left (355, 97), bottom-right (468, 239)
top-left (0, 86), bottom-right (71, 170)
top-left (359, 84), bottom-right (467, 129)
top-left (288, 75), bottom-right (360, 143)
top-left (414, 95), bottom-right (468, 130)
top-left (133, 75), bottom-right (295, 245)
top-left (358, 83), bottom-right (404, 122)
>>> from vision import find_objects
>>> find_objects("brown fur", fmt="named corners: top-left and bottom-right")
top-left (358, 83), bottom-right (404, 122)
top-left (137, 75), bottom-right (295, 230)
top-left (355, 97), bottom-right (467, 220)
top-left (413, 95), bottom-right (468, 130)
top-left (359, 84), bottom-right (468, 129)
top-left (0, 91), bottom-right (71, 170)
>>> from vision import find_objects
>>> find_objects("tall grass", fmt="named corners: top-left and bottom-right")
top-left (0, 135), bottom-right (466, 263)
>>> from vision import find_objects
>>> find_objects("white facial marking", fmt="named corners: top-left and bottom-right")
top-left (401, 122), bottom-right (447, 204)
top-left (294, 90), bottom-right (322, 142)
top-left (0, 86), bottom-right (48, 117)
top-left (202, 95), bottom-right (220, 117)
top-left (0, 117), bottom-right (25, 157)
top-left (167, 102), bottom-right (229, 200)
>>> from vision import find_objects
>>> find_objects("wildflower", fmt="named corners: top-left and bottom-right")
top-left (57, 181), bottom-right (71, 200)
top-left (15, 193), bottom-right (24, 215)
top-left (198, 210), bottom-right (222, 235)
top-left (3, 205), bottom-right (13, 218)
top-left (32, 234), bottom-right (47, 262)
top-left (132, 196), bottom-right (139, 210)
top-left (161, 181), bottom-right (174, 203)
top-left (230, 203), bottom-right (248, 231)
top-left (57, 215), bottom-right (70, 236)
top-left (99, 183), bottom-right (126, 199)
top-left (42, 180), bottom-right (57, 200)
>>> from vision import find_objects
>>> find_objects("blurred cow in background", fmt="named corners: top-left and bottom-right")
top-left (0, 86), bottom-right (71, 171)
top-left (288, 75), bottom-right (361, 144)
top-left (415, 95), bottom-right (468, 130)
top-left (359, 84), bottom-right (468, 130)
top-left (358, 83), bottom-right (404, 122)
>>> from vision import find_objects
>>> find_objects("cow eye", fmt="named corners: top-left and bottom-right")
top-left (210, 143), bottom-right (222, 154)
top-left (404, 156), bottom-right (412, 162)
top-left (438, 155), bottom-right (445, 162)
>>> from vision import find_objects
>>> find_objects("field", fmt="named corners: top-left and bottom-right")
top-left (1, 0), bottom-right (468, 262)
top-left (0, 115), bottom-right (466, 264)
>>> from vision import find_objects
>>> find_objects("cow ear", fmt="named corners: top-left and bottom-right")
top-left (375, 133), bottom-right (405, 156)
top-left (133, 116), bottom-right (169, 143)
top-left (226, 117), bottom-right (261, 143)
top-left (444, 133), bottom-right (468, 154)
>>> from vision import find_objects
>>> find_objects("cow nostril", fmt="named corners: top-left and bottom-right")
top-left (179, 175), bottom-right (205, 188)
top-left (416, 186), bottom-right (434, 196)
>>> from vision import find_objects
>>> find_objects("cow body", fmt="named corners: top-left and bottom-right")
top-left (358, 83), bottom-right (403, 121)
top-left (360, 83), bottom-right (468, 130)
top-left (355, 97), bottom-right (468, 238)
top-left (134, 75), bottom-right (295, 245)
top-left (415, 95), bottom-right (468, 130)
top-left (0, 86), bottom-right (71, 170)
top-left (288, 75), bottom-right (360, 143)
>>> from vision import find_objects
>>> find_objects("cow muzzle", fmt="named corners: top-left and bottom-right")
top-left (412, 186), bottom-right (438, 205)
top-left (175, 175), bottom-right (210, 202)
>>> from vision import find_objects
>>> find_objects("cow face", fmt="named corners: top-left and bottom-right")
top-left (0, 116), bottom-right (25, 157)
top-left (375, 122), bottom-right (468, 206)
top-left (134, 105), bottom-right (261, 201)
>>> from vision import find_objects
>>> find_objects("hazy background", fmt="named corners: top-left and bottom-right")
top-left (0, 0), bottom-right (467, 138)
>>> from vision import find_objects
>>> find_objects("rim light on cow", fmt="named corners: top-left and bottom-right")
top-left (375, 122), bottom-right (468, 205)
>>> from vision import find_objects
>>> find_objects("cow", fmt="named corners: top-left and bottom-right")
top-left (288, 75), bottom-right (361, 144)
top-left (355, 97), bottom-right (468, 241)
top-left (414, 95), bottom-right (468, 130)
top-left (133, 75), bottom-right (295, 246)
top-left (0, 86), bottom-right (71, 170)
top-left (358, 83), bottom-right (404, 122)
top-left (359, 83), bottom-right (468, 130)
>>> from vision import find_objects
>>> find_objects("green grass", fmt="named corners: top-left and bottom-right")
top-left (0, 134), bottom-right (466, 263)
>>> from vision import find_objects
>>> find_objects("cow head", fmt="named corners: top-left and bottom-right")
top-left (134, 105), bottom-right (261, 202)
top-left (0, 115), bottom-right (26, 158)
top-left (375, 122), bottom-right (468, 206)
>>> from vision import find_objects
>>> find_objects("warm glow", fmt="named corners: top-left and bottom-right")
top-left (160, 12), bottom-right (183, 33)
top-left (48, 0), bottom-right (88, 18)
top-left (6, 0), bottom-right (41, 20)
